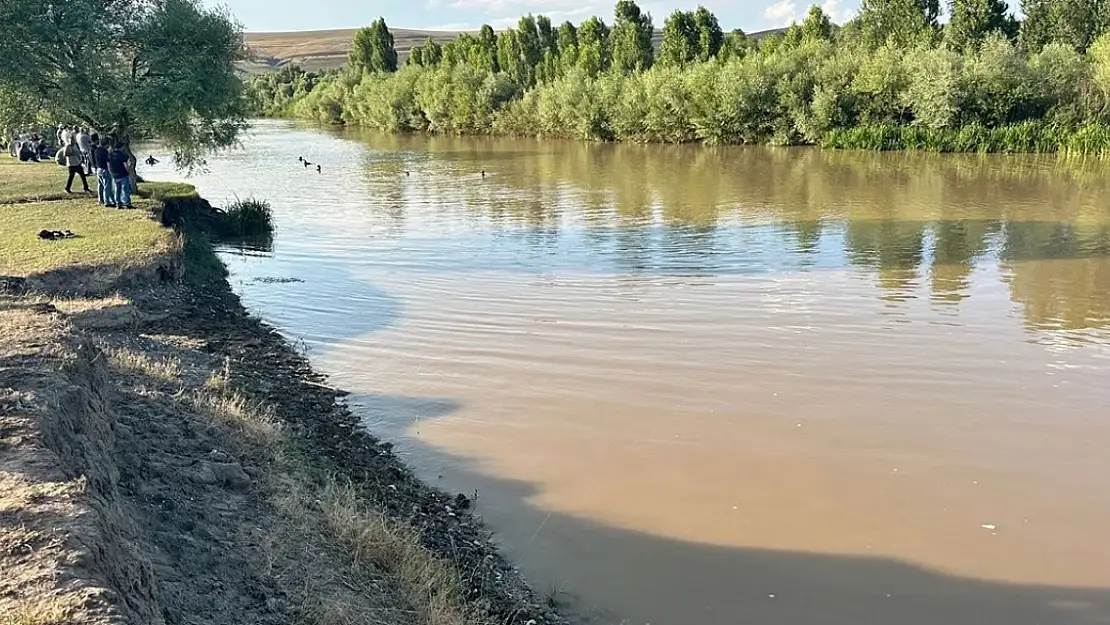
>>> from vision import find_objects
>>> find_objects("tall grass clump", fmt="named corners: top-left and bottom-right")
top-left (218, 198), bottom-right (274, 238)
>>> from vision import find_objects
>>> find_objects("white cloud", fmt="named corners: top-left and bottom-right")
top-left (426, 0), bottom-right (607, 30)
top-left (763, 0), bottom-right (798, 27)
top-left (763, 0), bottom-right (853, 27)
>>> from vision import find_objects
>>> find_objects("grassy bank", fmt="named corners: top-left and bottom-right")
top-left (0, 160), bottom-right (562, 625)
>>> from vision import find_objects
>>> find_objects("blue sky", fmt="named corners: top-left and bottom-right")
top-left (202, 0), bottom-right (862, 33)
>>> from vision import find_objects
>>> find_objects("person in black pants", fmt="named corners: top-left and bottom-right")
top-left (62, 136), bottom-right (91, 194)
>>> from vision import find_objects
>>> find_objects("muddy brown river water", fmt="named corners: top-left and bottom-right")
top-left (151, 119), bottom-right (1110, 625)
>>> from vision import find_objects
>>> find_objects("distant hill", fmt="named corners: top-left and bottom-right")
top-left (242, 27), bottom-right (787, 74)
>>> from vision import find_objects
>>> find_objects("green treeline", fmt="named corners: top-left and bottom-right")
top-left (247, 0), bottom-right (1110, 153)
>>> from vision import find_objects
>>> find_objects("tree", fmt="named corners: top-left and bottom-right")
top-left (518, 16), bottom-right (543, 68)
top-left (1019, 0), bottom-right (1110, 52)
top-left (1018, 0), bottom-right (1055, 51)
top-left (536, 15), bottom-right (560, 81)
top-left (578, 16), bottom-right (612, 76)
top-left (557, 21), bottom-right (580, 73)
top-left (0, 0), bottom-right (247, 171)
top-left (471, 25), bottom-right (500, 72)
top-left (612, 0), bottom-right (655, 73)
top-left (410, 39), bottom-right (443, 67)
top-left (693, 6), bottom-right (724, 61)
top-left (660, 10), bottom-right (699, 66)
top-left (801, 5), bottom-right (835, 41)
top-left (350, 18), bottom-right (398, 73)
top-left (946, 0), bottom-right (1016, 51)
top-left (497, 29), bottom-right (529, 85)
top-left (537, 15), bottom-right (557, 57)
top-left (858, 0), bottom-right (940, 48)
top-left (719, 29), bottom-right (750, 61)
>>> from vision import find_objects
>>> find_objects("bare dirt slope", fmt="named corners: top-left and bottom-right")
top-left (243, 26), bottom-right (786, 73)
top-left (244, 28), bottom-right (471, 73)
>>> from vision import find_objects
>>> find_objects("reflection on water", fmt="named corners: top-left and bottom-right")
top-left (150, 120), bottom-right (1110, 625)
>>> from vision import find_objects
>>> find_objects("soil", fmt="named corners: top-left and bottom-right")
top-left (0, 215), bottom-right (566, 624)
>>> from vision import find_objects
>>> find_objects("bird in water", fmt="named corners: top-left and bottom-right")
top-left (316, 164), bottom-right (321, 173)
top-left (404, 171), bottom-right (410, 176)
top-left (303, 159), bottom-right (311, 168)
top-left (481, 170), bottom-right (486, 178)
top-left (298, 156), bottom-right (303, 163)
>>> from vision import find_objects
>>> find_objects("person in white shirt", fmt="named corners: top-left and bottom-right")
top-left (76, 128), bottom-right (93, 174)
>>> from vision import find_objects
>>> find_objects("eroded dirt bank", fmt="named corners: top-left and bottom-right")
top-left (0, 222), bottom-right (565, 624)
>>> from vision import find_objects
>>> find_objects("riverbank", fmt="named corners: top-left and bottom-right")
top-left (0, 162), bottom-right (564, 625)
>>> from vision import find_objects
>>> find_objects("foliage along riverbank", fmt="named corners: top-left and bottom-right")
top-left (0, 164), bottom-right (565, 625)
top-left (247, 0), bottom-right (1110, 154)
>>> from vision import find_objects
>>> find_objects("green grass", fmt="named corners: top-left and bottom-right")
top-left (821, 122), bottom-right (1110, 155)
top-left (0, 156), bottom-right (189, 277)
top-left (0, 158), bottom-right (73, 203)
top-left (137, 181), bottom-right (200, 201)
top-left (0, 199), bottom-right (176, 277)
top-left (181, 225), bottom-right (229, 286)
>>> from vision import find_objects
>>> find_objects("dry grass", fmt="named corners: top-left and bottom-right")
top-left (244, 28), bottom-right (461, 72)
top-left (103, 346), bottom-right (184, 382)
top-left (191, 387), bottom-right (283, 449)
top-left (315, 480), bottom-right (486, 625)
top-left (197, 371), bottom-right (482, 625)
top-left (0, 600), bottom-right (70, 625)
top-left (50, 294), bottom-right (129, 313)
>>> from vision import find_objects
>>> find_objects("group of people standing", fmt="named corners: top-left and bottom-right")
top-left (55, 125), bottom-right (133, 209)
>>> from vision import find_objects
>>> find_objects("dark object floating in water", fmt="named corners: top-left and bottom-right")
top-left (404, 170), bottom-right (410, 176)
top-left (481, 170), bottom-right (486, 178)
top-left (316, 164), bottom-right (321, 173)
top-left (298, 156), bottom-right (304, 163)
top-left (303, 159), bottom-right (312, 168)
top-left (38, 230), bottom-right (77, 240)
top-left (251, 277), bottom-right (305, 284)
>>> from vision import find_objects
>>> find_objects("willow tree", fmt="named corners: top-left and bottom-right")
top-left (0, 0), bottom-right (247, 171)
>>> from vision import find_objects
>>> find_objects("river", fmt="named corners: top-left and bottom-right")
top-left (146, 118), bottom-right (1110, 625)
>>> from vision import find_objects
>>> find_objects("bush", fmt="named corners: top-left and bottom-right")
top-left (218, 198), bottom-right (274, 238)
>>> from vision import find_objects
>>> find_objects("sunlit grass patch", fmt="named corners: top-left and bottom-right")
top-left (0, 199), bottom-right (174, 277)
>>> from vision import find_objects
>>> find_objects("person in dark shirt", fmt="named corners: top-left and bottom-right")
top-left (94, 138), bottom-right (116, 207)
top-left (18, 141), bottom-right (37, 162)
top-left (108, 143), bottom-right (133, 209)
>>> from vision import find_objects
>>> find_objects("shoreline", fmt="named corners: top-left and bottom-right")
top-left (0, 187), bottom-right (565, 624)
top-left (256, 112), bottom-right (1110, 156)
